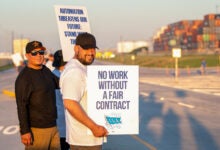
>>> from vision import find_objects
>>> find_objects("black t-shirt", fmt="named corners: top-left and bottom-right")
top-left (15, 65), bottom-right (59, 135)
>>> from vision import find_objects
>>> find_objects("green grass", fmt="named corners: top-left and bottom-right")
top-left (98, 54), bottom-right (220, 68)
top-left (0, 64), bottom-right (14, 71)
top-left (0, 59), bottom-right (14, 71)
top-left (1, 54), bottom-right (219, 71)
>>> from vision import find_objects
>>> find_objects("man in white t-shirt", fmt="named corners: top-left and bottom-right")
top-left (60, 33), bottom-right (108, 150)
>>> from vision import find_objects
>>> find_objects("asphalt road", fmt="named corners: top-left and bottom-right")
top-left (0, 69), bottom-right (22, 149)
top-left (0, 63), bottom-right (220, 150)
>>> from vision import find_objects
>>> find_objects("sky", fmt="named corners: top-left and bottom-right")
top-left (0, 0), bottom-right (219, 53)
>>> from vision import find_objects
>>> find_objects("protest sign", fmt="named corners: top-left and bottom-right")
top-left (87, 65), bottom-right (139, 135)
top-left (54, 5), bottom-right (91, 61)
top-left (11, 53), bottom-right (23, 67)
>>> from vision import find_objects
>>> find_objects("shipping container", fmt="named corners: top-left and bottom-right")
top-left (215, 40), bottom-right (219, 48)
top-left (209, 20), bottom-right (215, 27)
top-left (203, 42), bottom-right (209, 49)
top-left (192, 34), bottom-right (197, 42)
top-left (215, 14), bottom-right (220, 20)
top-left (187, 36), bottom-right (193, 42)
top-left (197, 27), bottom-right (203, 34)
top-left (191, 28), bottom-right (198, 35)
top-left (153, 14), bottom-right (220, 51)
top-left (203, 27), bottom-right (210, 34)
top-left (215, 27), bottom-right (220, 33)
top-left (203, 27), bottom-right (215, 34)
top-left (204, 14), bottom-right (215, 20)
top-left (174, 30), bottom-right (181, 36)
top-left (197, 42), bottom-right (204, 49)
top-left (209, 34), bottom-right (216, 41)
top-left (215, 20), bottom-right (220, 26)
top-left (209, 41), bottom-right (216, 48)
top-left (197, 35), bottom-right (203, 42)
top-left (191, 42), bottom-right (198, 49)
top-left (203, 20), bottom-right (209, 27)
top-left (186, 32), bottom-right (192, 36)
top-left (203, 34), bottom-right (210, 42)
top-left (193, 20), bottom-right (203, 26)
top-left (216, 34), bottom-right (220, 40)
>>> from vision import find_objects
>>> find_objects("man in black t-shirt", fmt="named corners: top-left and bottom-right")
top-left (15, 41), bottom-right (61, 150)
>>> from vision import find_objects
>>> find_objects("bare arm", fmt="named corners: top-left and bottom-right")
top-left (64, 99), bottom-right (108, 137)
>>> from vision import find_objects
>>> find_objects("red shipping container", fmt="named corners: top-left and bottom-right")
top-left (215, 41), bottom-right (219, 48)
top-left (174, 30), bottom-right (181, 36)
top-left (186, 32), bottom-right (192, 36)
top-left (191, 35), bottom-right (197, 42)
top-left (215, 20), bottom-right (220, 26)
top-left (197, 35), bottom-right (203, 42)
top-left (209, 34), bottom-right (216, 41)
top-left (193, 20), bottom-right (203, 26)
top-left (191, 28), bottom-right (198, 35)
top-left (204, 14), bottom-right (215, 20)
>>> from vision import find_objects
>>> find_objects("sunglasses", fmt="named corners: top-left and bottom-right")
top-left (30, 50), bottom-right (45, 56)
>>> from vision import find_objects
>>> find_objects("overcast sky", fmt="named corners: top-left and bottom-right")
top-left (0, 0), bottom-right (219, 53)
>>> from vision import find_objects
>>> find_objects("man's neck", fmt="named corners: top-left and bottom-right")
top-left (27, 63), bottom-right (43, 70)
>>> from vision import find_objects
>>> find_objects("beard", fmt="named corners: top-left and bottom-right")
top-left (78, 56), bottom-right (94, 65)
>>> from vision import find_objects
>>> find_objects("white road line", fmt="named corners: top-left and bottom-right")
top-left (178, 102), bottom-right (195, 109)
top-left (131, 135), bottom-right (157, 150)
top-left (0, 126), bottom-right (3, 132)
top-left (160, 97), bottom-right (165, 101)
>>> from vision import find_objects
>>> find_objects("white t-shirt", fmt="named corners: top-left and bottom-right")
top-left (60, 59), bottom-right (102, 146)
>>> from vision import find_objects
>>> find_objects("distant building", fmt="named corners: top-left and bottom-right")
top-left (153, 14), bottom-right (220, 52)
top-left (117, 41), bottom-right (148, 53)
top-left (0, 52), bottom-right (12, 59)
top-left (13, 39), bottom-right (29, 56)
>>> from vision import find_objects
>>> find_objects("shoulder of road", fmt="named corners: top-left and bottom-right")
top-left (139, 67), bottom-right (220, 96)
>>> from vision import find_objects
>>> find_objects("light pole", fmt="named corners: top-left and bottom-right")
top-left (172, 48), bottom-right (181, 81)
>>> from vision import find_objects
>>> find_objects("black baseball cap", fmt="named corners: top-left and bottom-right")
top-left (76, 32), bottom-right (98, 49)
top-left (26, 41), bottom-right (46, 53)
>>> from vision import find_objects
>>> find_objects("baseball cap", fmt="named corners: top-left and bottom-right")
top-left (76, 32), bottom-right (98, 49)
top-left (26, 41), bottom-right (46, 53)
top-left (52, 50), bottom-right (67, 67)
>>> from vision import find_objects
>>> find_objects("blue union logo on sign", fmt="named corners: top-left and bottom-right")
top-left (105, 115), bottom-right (122, 130)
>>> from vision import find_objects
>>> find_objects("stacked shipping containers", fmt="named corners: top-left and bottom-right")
top-left (202, 14), bottom-right (217, 50)
top-left (153, 13), bottom-right (220, 51)
top-left (214, 14), bottom-right (220, 48)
